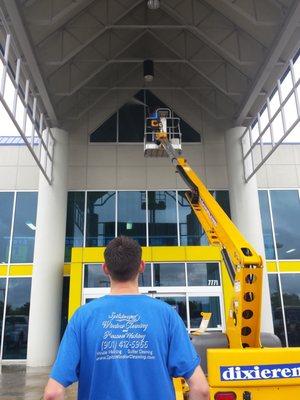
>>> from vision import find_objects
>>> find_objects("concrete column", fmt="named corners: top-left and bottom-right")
top-left (27, 128), bottom-right (69, 367)
top-left (225, 127), bottom-right (273, 333)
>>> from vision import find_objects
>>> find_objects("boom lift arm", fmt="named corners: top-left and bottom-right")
top-left (144, 110), bottom-right (300, 399)
top-left (155, 132), bottom-right (263, 350)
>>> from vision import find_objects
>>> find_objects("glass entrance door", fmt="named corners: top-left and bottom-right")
top-left (81, 261), bottom-right (225, 332)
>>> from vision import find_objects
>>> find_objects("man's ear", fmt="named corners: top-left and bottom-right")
top-left (102, 263), bottom-right (109, 276)
top-left (139, 260), bottom-right (145, 273)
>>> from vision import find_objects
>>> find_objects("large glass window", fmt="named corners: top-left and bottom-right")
top-left (148, 191), bottom-right (178, 246)
top-left (270, 190), bottom-right (300, 259)
top-left (65, 192), bottom-right (85, 262)
top-left (212, 191), bottom-right (231, 218)
top-left (258, 191), bottom-right (275, 259)
top-left (11, 192), bottom-right (37, 263)
top-left (156, 296), bottom-right (188, 326)
top-left (86, 192), bottom-right (116, 247)
top-left (178, 191), bottom-right (205, 245)
top-left (154, 263), bottom-right (186, 286)
top-left (82, 261), bottom-right (224, 331)
top-left (0, 278), bottom-right (6, 346)
top-left (0, 192), bottom-right (14, 263)
top-left (281, 273), bottom-right (300, 347)
top-left (90, 113), bottom-right (117, 142)
top-left (118, 103), bottom-right (145, 142)
top-left (189, 296), bottom-right (221, 329)
top-left (187, 263), bottom-right (220, 286)
top-left (84, 264), bottom-right (110, 288)
top-left (67, 190), bottom-right (230, 251)
top-left (89, 90), bottom-right (201, 143)
top-left (3, 278), bottom-right (31, 359)
top-left (268, 273), bottom-right (286, 346)
top-left (117, 191), bottom-right (146, 246)
top-left (138, 263), bottom-right (151, 287)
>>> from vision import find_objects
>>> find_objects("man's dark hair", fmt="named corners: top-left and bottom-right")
top-left (104, 236), bottom-right (142, 282)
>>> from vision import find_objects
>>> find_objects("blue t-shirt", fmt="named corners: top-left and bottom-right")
top-left (51, 294), bottom-right (200, 400)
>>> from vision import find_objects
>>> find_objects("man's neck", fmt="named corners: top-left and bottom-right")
top-left (109, 280), bottom-right (140, 295)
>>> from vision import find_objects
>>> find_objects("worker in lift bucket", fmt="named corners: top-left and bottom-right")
top-left (148, 108), bottom-right (162, 133)
top-left (44, 236), bottom-right (209, 400)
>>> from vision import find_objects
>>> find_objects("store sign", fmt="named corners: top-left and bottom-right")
top-left (220, 363), bottom-right (300, 381)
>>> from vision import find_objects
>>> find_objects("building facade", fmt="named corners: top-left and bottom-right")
top-left (0, 0), bottom-right (299, 368)
top-left (0, 117), bottom-right (300, 362)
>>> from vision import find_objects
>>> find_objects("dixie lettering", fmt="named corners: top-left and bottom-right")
top-left (220, 363), bottom-right (300, 381)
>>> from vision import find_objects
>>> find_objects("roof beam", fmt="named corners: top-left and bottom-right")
top-left (155, 65), bottom-right (225, 119)
top-left (3, 0), bottom-right (58, 125)
top-left (235, 0), bottom-right (300, 125)
top-left (56, 30), bottom-right (147, 97)
top-left (148, 30), bottom-right (240, 102)
top-left (160, 1), bottom-right (259, 75)
top-left (64, 64), bottom-right (141, 120)
top-left (43, 0), bottom-right (145, 77)
top-left (29, 0), bottom-right (97, 45)
top-left (205, 0), bottom-right (279, 27)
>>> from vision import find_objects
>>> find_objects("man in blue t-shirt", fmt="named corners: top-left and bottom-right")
top-left (44, 236), bottom-right (209, 400)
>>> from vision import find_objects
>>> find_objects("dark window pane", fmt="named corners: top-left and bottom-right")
top-left (189, 296), bottom-right (221, 329)
top-left (156, 296), bottom-right (187, 326)
top-left (118, 103), bottom-right (145, 142)
top-left (85, 298), bottom-right (96, 304)
top-left (178, 191), bottom-right (207, 245)
top-left (117, 191), bottom-right (146, 246)
top-left (134, 90), bottom-right (144, 103)
top-left (258, 191), bottom-right (275, 259)
top-left (0, 278), bottom-right (6, 346)
top-left (154, 263), bottom-right (185, 286)
top-left (86, 192), bottom-right (116, 247)
top-left (270, 190), bottom-right (300, 259)
top-left (187, 263), bottom-right (220, 286)
top-left (84, 264), bottom-right (110, 288)
top-left (11, 192), bottom-right (37, 263)
top-left (138, 263), bottom-right (151, 287)
top-left (148, 191), bottom-right (178, 246)
top-left (90, 89), bottom-right (201, 143)
top-left (3, 278), bottom-right (31, 359)
top-left (145, 90), bottom-right (166, 110)
top-left (65, 192), bottom-right (85, 262)
top-left (60, 277), bottom-right (70, 339)
top-left (174, 113), bottom-right (201, 142)
top-left (281, 273), bottom-right (300, 347)
top-left (268, 274), bottom-right (286, 346)
top-left (0, 192), bottom-right (14, 263)
top-left (90, 113), bottom-right (117, 142)
top-left (144, 91), bottom-right (201, 142)
top-left (211, 190), bottom-right (231, 218)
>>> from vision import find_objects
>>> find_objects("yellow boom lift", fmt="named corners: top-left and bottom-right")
top-left (144, 109), bottom-right (300, 400)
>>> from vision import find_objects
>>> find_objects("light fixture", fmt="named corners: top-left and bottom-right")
top-left (143, 59), bottom-right (154, 82)
top-left (26, 222), bottom-right (36, 231)
top-left (147, 0), bottom-right (160, 10)
top-left (286, 248), bottom-right (296, 253)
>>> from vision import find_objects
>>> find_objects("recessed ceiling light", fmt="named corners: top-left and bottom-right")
top-left (147, 0), bottom-right (160, 10)
top-left (286, 248), bottom-right (296, 253)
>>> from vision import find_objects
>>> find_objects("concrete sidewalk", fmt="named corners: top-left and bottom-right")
top-left (0, 365), bottom-right (77, 400)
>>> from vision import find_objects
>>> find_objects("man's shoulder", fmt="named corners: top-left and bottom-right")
top-left (71, 297), bottom-right (106, 320)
